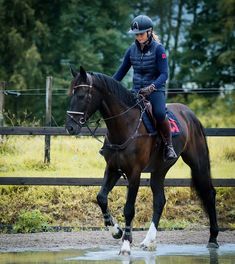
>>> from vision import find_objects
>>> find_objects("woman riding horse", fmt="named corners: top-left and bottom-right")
top-left (66, 67), bottom-right (219, 255)
top-left (112, 15), bottom-right (177, 161)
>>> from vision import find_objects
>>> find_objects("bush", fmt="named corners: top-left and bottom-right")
top-left (13, 209), bottom-right (49, 233)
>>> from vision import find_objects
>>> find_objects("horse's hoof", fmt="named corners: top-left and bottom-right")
top-left (112, 227), bottom-right (123, 239)
top-left (119, 250), bottom-right (131, 256)
top-left (207, 242), bottom-right (219, 249)
top-left (140, 244), bottom-right (148, 251)
top-left (140, 241), bottom-right (156, 251)
top-left (111, 224), bottom-right (123, 239)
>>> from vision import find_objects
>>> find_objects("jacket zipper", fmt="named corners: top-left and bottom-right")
top-left (140, 52), bottom-right (144, 88)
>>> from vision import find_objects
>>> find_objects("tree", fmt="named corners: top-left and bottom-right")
top-left (176, 0), bottom-right (235, 88)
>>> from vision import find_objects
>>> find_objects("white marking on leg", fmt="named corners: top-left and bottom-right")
top-left (140, 222), bottom-right (157, 250)
top-left (119, 240), bottom-right (131, 255)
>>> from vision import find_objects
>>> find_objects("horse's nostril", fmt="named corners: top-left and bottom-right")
top-left (66, 126), bottom-right (74, 134)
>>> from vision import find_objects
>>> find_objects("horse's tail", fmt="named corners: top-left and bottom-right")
top-left (198, 118), bottom-right (211, 177)
top-left (179, 103), bottom-right (212, 180)
top-left (189, 110), bottom-right (212, 183)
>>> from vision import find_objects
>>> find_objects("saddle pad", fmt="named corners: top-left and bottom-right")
top-left (142, 109), bottom-right (181, 136)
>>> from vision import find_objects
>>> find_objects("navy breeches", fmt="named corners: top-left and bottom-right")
top-left (148, 91), bottom-right (166, 123)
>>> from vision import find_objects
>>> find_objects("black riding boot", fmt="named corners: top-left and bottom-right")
top-left (158, 117), bottom-right (177, 161)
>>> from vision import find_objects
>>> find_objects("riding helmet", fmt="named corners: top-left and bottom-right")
top-left (128, 15), bottom-right (153, 34)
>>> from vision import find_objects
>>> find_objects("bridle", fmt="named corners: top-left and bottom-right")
top-left (66, 73), bottom-right (157, 149)
top-left (66, 73), bottom-right (93, 126)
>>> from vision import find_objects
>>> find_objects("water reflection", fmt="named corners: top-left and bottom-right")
top-left (209, 248), bottom-right (219, 264)
top-left (0, 244), bottom-right (234, 264)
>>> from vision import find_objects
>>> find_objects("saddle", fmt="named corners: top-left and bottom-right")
top-left (141, 98), bottom-right (181, 136)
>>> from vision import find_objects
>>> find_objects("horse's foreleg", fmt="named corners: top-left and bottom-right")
top-left (96, 167), bottom-right (123, 239)
top-left (120, 175), bottom-right (140, 255)
top-left (140, 171), bottom-right (166, 250)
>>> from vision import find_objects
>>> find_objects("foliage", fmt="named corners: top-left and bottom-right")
top-left (0, 0), bottom-right (234, 125)
top-left (13, 209), bottom-right (49, 233)
top-left (176, 0), bottom-right (235, 88)
top-left (0, 185), bottom-right (234, 233)
top-left (169, 93), bottom-right (235, 127)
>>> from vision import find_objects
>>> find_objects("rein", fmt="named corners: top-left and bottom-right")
top-left (103, 103), bottom-right (157, 151)
top-left (67, 73), bottom-right (157, 150)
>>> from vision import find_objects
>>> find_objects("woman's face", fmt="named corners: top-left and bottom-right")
top-left (135, 32), bottom-right (148, 44)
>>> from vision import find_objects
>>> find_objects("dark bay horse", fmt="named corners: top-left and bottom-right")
top-left (65, 66), bottom-right (219, 255)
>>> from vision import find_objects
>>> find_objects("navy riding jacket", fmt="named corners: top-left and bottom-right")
top-left (113, 39), bottom-right (168, 92)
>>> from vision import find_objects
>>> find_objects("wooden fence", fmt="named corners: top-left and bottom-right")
top-left (0, 127), bottom-right (235, 136)
top-left (0, 126), bottom-right (234, 187)
top-left (0, 177), bottom-right (234, 187)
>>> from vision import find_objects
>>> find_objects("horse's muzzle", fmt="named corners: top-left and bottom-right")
top-left (65, 122), bottom-right (82, 135)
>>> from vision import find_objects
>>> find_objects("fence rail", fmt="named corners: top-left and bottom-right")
top-left (0, 177), bottom-right (234, 187)
top-left (0, 127), bottom-right (235, 136)
top-left (1, 127), bottom-right (234, 188)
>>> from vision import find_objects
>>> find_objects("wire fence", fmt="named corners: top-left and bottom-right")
top-left (1, 87), bottom-right (234, 96)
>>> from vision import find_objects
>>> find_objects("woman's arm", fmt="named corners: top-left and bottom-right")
top-left (152, 45), bottom-right (168, 88)
top-left (113, 48), bottom-right (131, 81)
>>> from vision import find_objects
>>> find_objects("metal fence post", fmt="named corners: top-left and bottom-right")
top-left (44, 76), bottom-right (53, 163)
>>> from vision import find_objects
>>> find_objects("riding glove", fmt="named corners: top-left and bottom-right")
top-left (139, 84), bottom-right (156, 96)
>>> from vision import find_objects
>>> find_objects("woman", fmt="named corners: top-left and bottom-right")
top-left (113, 15), bottom-right (177, 161)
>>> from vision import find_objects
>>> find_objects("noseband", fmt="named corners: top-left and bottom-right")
top-left (66, 73), bottom-right (93, 126)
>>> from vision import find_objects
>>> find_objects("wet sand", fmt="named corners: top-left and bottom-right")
top-left (0, 229), bottom-right (234, 251)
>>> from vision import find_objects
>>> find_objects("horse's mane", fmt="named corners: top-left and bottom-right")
top-left (91, 72), bottom-right (137, 107)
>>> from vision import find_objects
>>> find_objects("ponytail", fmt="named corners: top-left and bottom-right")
top-left (152, 32), bottom-right (160, 43)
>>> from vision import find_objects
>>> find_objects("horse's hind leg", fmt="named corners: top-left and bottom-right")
top-left (181, 144), bottom-right (219, 248)
top-left (97, 167), bottom-right (123, 239)
top-left (140, 169), bottom-right (168, 250)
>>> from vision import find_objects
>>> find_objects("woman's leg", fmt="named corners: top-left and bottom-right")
top-left (149, 91), bottom-right (177, 160)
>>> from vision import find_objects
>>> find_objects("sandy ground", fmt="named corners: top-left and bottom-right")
top-left (0, 230), bottom-right (234, 251)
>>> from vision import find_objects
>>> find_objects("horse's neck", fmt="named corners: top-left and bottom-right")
top-left (100, 97), bottom-right (139, 144)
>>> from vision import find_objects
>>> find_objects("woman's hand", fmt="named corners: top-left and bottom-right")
top-left (139, 84), bottom-right (156, 96)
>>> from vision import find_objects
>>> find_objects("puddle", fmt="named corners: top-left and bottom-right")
top-left (0, 244), bottom-right (234, 263)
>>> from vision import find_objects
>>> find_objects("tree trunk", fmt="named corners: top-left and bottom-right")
top-left (169, 0), bottom-right (184, 86)
top-left (165, 0), bottom-right (173, 51)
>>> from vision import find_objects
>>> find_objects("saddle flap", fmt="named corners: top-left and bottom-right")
top-left (142, 99), bottom-right (181, 136)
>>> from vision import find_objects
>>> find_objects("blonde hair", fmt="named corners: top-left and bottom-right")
top-left (152, 32), bottom-right (160, 43)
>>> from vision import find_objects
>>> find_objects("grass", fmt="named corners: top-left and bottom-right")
top-left (0, 136), bottom-right (234, 178)
top-left (0, 135), bottom-right (234, 232)
top-left (0, 185), bottom-right (234, 231)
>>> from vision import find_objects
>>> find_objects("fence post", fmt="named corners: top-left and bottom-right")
top-left (0, 82), bottom-right (5, 142)
top-left (44, 76), bottom-right (53, 163)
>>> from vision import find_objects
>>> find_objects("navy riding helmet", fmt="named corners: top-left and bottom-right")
top-left (128, 15), bottom-right (153, 34)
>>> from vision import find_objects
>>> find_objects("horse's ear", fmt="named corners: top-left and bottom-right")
top-left (70, 64), bottom-right (77, 78)
top-left (80, 66), bottom-right (87, 82)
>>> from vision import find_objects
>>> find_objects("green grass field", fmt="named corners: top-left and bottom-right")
top-left (0, 136), bottom-right (234, 178)
top-left (0, 136), bottom-right (234, 231)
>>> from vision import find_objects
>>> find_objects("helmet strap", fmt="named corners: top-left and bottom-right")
top-left (141, 30), bottom-right (152, 45)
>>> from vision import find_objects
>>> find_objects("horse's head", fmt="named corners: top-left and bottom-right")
top-left (65, 66), bottom-right (102, 135)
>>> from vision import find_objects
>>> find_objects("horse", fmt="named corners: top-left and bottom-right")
top-left (65, 66), bottom-right (219, 255)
